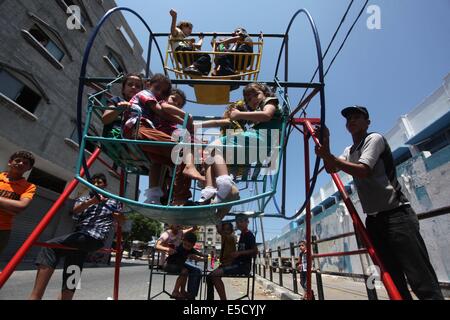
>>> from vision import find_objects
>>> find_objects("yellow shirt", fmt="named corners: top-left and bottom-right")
top-left (0, 172), bottom-right (36, 230)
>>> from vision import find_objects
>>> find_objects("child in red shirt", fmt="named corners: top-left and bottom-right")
top-left (0, 151), bottom-right (36, 255)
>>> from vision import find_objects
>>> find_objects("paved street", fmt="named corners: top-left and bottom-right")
top-left (260, 271), bottom-right (407, 300)
top-left (0, 259), bottom-right (276, 300)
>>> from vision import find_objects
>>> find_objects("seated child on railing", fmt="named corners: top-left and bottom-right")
top-left (169, 9), bottom-right (211, 76)
top-left (122, 74), bottom-right (204, 205)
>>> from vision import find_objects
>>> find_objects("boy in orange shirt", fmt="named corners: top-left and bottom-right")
top-left (0, 151), bottom-right (36, 255)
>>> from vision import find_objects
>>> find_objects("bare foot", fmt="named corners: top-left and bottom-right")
top-left (183, 166), bottom-right (206, 182)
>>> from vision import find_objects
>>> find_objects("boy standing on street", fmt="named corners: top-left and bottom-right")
top-left (0, 151), bottom-right (36, 256)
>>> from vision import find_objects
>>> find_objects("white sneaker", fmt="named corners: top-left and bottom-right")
top-left (213, 181), bottom-right (239, 204)
top-left (197, 187), bottom-right (217, 205)
top-left (214, 175), bottom-right (238, 204)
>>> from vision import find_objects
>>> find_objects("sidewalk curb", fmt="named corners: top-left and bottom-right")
top-left (255, 275), bottom-right (302, 300)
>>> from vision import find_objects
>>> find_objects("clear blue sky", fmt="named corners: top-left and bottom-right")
top-left (115, 0), bottom-right (450, 241)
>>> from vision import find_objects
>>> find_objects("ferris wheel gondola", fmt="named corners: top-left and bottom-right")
top-left (164, 33), bottom-right (264, 105)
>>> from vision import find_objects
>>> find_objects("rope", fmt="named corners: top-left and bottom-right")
top-left (324, 0), bottom-right (370, 77)
top-left (297, 0), bottom-right (370, 114)
top-left (295, 0), bottom-right (355, 112)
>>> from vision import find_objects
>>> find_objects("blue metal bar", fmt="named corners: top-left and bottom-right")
top-left (152, 32), bottom-right (286, 38)
top-left (274, 9), bottom-right (327, 222)
top-left (83, 77), bottom-right (323, 89)
top-left (146, 34), bottom-right (153, 78)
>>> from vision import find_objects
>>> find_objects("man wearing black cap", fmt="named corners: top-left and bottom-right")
top-left (314, 106), bottom-right (443, 300)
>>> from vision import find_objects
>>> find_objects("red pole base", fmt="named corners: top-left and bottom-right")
top-left (112, 169), bottom-right (125, 300)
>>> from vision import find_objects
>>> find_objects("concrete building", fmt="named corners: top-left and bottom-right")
top-left (0, 0), bottom-right (146, 262)
top-left (197, 225), bottom-right (222, 254)
top-left (268, 72), bottom-right (450, 286)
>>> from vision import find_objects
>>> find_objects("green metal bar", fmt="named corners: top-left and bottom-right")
top-left (193, 116), bottom-right (224, 121)
top-left (271, 117), bottom-right (287, 192)
top-left (92, 105), bottom-right (128, 111)
top-left (100, 142), bottom-right (124, 167)
top-left (87, 75), bottom-right (124, 100)
top-left (123, 170), bottom-right (129, 197)
top-left (93, 109), bottom-right (104, 122)
top-left (166, 156), bottom-right (179, 206)
top-left (254, 101), bottom-right (288, 211)
top-left (75, 175), bottom-right (276, 212)
top-left (262, 193), bottom-right (276, 212)
top-left (85, 136), bottom-right (253, 149)
top-left (255, 183), bottom-right (263, 213)
top-left (75, 101), bottom-right (95, 174)
top-left (111, 143), bottom-right (134, 169)
top-left (167, 113), bottom-right (190, 205)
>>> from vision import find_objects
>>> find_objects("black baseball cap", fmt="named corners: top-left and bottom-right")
top-left (341, 105), bottom-right (370, 119)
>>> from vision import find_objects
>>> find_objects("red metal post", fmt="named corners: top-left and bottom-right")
top-left (330, 173), bottom-right (402, 300)
top-left (112, 169), bottom-right (125, 300)
top-left (303, 126), bottom-right (313, 300)
top-left (0, 148), bottom-right (102, 289)
top-left (33, 242), bottom-right (115, 253)
top-left (302, 119), bottom-right (403, 300)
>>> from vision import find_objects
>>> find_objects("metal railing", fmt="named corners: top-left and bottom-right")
top-left (255, 206), bottom-right (450, 299)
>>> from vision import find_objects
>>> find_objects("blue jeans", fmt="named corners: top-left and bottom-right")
top-left (299, 271), bottom-right (307, 290)
top-left (185, 263), bottom-right (202, 298)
